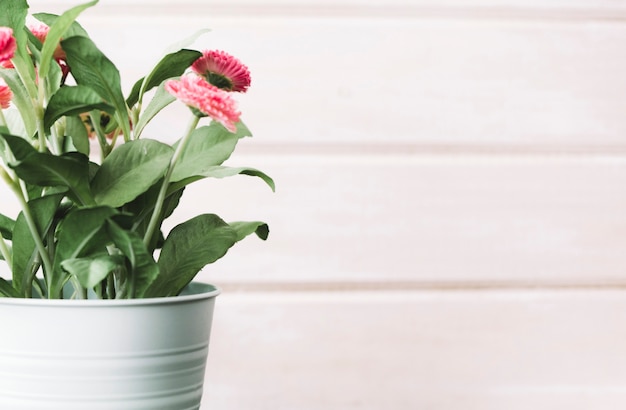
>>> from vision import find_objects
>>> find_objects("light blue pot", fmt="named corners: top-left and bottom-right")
top-left (0, 282), bottom-right (220, 410)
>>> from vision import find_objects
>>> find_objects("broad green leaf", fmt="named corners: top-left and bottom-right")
top-left (169, 121), bottom-right (252, 182)
top-left (0, 213), bottom-right (16, 240)
top-left (50, 206), bottom-right (117, 298)
top-left (106, 220), bottom-right (158, 298)
top-left (10, 151), bottom-right (94, 206)
top-left (133, 82), bottom-right (175, 138)
top-left (228, 221), bottom-right (270, 242)
top-left (61, 255), bottom-right (123, 290)
top-left (11, 193), bottom-right (64, 297)
top-left (39, 0), bottom-right (98, 78)
top-left (44, 85), bottom-right (114, 129)
top-left (61, 36), bottom-right (131, 141)
top-left (0, 278), bottom-right (20, 298)
top-left (169, 166), bottom-right (275, 195)
top-left (145, 214), bottom-right (238, 297)
top-left (91, 139), bottom-right (173, 207)
top-left (0, 68), bottom-right (37, 137)
top-left (127, 49), bottom-right (201, 108)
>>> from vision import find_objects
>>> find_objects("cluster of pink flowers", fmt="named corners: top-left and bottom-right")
top-left (0, 18), bottom-right (251, 134)
top-left (166, 50), bottom-right (251, 132)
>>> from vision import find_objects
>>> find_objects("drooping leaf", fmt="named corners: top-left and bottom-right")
top-left (106, 219), bottom-right (158, 298)
top-left (61, 36), bottom-right (131, 141)
top-left (169, 166), bottom-right (275, 195)
top-left (61, 254), bottom-right (123, 290)
top-left (44, 85), bottom-right (114, 129)
top-left (145, 214), bottom-right (238, 297)
top-left (50, 206), bottom-right (117, 298)
top-left (169, 121), bottom-right (252, 182)
top-left (11, 193), bottom-right (64, 297)
top-left (228, 221), bottom-right (270, 242)
top-left (39, 0), bottom-right (98, 79)
top-left (0, 213), bottom-right (16, 240)
top-left (91, 139), bottom-right (173, 207)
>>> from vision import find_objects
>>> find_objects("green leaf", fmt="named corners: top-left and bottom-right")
top-left (133, 81), bottom-right (175, 138)
top-left (106, 220), bottom-right (158, 298)
top-left (162, 29), bottom-right (210, 55)
top-left (33, 13), bottom-right (91, 38)
top-left (39, 0), bottom-right (98, 79)
top-left (145, 214), bottom-right (238, 297)
top-left (66, 115), bottom-right (90, 156)
top-left (127, 49), bottom-right (201, 108)
top-left (91, 139), bottom-right (173, 207)
top-left (0, 68), bottom-right (37, 137)
top-left (170, 166), bottom-right (275, 195)
top-left (0, 0), bottom-right (29, 62)
top-left (170, 121), bottom-right (251, 182)
top-left (50, 206), bottom-right (118, 298)
top-left (228, 221), bottom-right (270, 241)
top-left (61, 36), bottom-right (131, 141)
top-left (0, 213), bottom-right (16, 240)
top-left (44, 85), bottom-right (114, 129)
top-left (61, 254), bottom-right (123, 290)
top-left (0, 278), bottom-right (20, 298)
top-left (11, 193), bottom-right (64, 296)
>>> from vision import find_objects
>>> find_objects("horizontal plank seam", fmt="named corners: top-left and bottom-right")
top-left (214, 280), bottom-right (626, 292)
top-left (66, 4), bottom-right (626, 22)
top-left (237, 143), bottom-right (626, 157)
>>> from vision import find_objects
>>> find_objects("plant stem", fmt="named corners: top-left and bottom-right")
top-left (142, 114), bottom-right (200, 247)
top-left (0, 108), bottom-right (7, 128)
top-left (0, 167), bottom-right (54, 291)
top-left (0, 232), bottom-right (12, 268)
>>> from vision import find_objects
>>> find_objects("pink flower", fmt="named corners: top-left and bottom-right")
top-left (0, 27), bottom-right (16, 65)
top-left (191, 50), bottom-right (251, 93)
top-left (165, 75), bottom-right (241, 132)
top-left (0, 78), bottom-right (12, 109)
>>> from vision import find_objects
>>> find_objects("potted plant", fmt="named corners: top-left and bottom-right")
top-left (0, 0), bottom-right (273, 408)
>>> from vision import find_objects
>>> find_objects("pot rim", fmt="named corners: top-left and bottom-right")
top-left (0, 281), bottom-right (220, 307)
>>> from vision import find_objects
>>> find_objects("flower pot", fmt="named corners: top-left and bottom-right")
top-left (0, 282), bottom-right (220, 410)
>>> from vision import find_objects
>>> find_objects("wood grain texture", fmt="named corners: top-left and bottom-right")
top-left (201, 289), bottom-right (626, 409)
top-left (168, 154), bottom-right (626, 285)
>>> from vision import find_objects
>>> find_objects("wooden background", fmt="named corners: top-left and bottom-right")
top-left (2, 0), bottom-right (626, 408)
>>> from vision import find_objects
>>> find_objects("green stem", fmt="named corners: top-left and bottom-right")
top-left (0, 167), bottom-right (54, 291)
top-left (0, 232), bottom-right (12, 268)
top-left (0, 108), bottom-right (7, 128)
top-left (142, 114), bottom-right (200, 246)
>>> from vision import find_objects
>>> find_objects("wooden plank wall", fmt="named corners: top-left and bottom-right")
top-left (5, 0), bottom-right (626, 408)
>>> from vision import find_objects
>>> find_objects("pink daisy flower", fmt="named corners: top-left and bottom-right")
top-left (0, 78), bottom-right (12, 109)
top-left (0, 27), bottom-right (16, 65)
top-left (191, 50), bottom-right (251, 93)
top-left (165, 74), bottom-right (241, 132)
